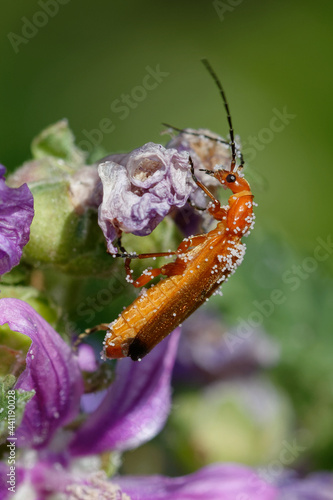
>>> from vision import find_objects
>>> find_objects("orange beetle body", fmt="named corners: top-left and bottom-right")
top-left (101, 170), bottom-right (255, 361)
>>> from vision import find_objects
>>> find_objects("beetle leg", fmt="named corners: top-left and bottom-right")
top-left (115, 250), bottom-right (177, 259)
top-left (207, 203), bottom-right (228, 220)
top-left (73, 323), bottom-right (110, 349)
top-left (176, 234), bottom-right (207, 253)
top-left (116, 233), bottom-right (206, 262)
top-left (122, 224), bottom-right (212, 288)
top-left (189, 156), bottom-right (229, 221)
top-left (125, 256), bottom-right (187, 288)
top-left (116, 233), bottom-right (127, 254)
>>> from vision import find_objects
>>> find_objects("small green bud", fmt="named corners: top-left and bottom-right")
top-left (31, 119), bottom-right (87, 166)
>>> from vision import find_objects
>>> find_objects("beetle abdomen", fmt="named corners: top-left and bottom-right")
top-left (104, 235), bottom-right (245, 360)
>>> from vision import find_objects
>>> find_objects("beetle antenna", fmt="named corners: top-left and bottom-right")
top-left (201, 58), bottom-right (237, 171)
top-left (162, 123), bottom-right (229, 146)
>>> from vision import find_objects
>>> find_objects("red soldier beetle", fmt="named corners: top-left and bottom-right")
top-left (91, 60), bottom-right (256, 361)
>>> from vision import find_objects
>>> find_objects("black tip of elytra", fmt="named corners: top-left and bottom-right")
top-left (128, 337), bottom-right (150, 361)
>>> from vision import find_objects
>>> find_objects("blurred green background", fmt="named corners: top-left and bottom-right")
top-left (1, 0), bottom-right (333, 256)
top-left (1, 0), bottom-right (333, 477)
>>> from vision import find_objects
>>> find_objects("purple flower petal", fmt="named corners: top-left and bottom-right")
top-left (80, 389), bottom-right (107, 414)
top-left (277, 472), bottom-right (333, 499)
top-left (0, 165), bottom-right (34, 275)
top-left (117, 463), bottom-right (278, 500)
top-left (69, 329), bottom-right (180, 456)
top-left (0, 298), bottom-right (84, 448)
top-left (98, 143), bottom-right (193, 253)
top-left (77, 343), bottom-right (98, 373)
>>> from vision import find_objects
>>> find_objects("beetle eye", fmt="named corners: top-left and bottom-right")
top-left (226, 174), bottom-right (236, 183)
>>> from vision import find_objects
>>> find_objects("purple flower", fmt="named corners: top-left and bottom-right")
top-left (98, 143), bottom-right (193, 253)
top-left (277, 472), bottom-right (333, 499)
top-left (69, 328), bottom-right (180, 455)
top-left (0, 297), bottom-right (181, 497)
top-left (0, 165), bottom-right (34, 275)
top-left (2, 298), bottom-right (327, 500)
top-left (0, 298), bottom-right (84, 449)
top-left (0, 299), bottom-right (278, 499)
top-left (116, 469), bottom-right (333, 500)
top-left (117, 463), bottom-right (278, 500)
